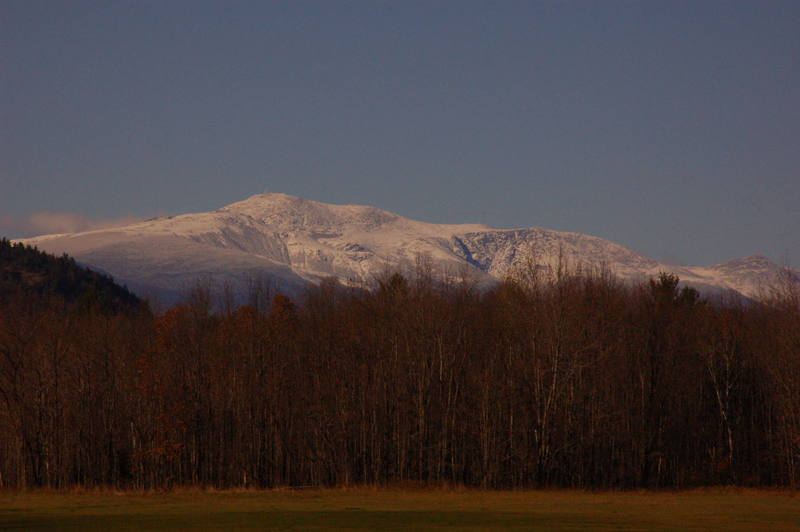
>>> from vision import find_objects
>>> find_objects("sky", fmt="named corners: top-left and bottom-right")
top-left (2, 0), bottom-right (798, 267)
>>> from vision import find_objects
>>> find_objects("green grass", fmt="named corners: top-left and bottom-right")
top-left (1, 487), bottom-right (798, 531)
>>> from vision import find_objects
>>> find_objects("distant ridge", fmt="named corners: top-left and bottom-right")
top-left (17, 193), bottom-right (798, 302)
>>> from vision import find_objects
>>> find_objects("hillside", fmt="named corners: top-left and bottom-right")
top-left (0, 238), bottom-right (144, 312)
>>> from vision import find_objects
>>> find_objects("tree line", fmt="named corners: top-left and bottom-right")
top-left (0, 255), bottom-right (798, 489)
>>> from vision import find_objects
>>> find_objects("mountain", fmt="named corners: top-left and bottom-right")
top-left (15, 193), bottom-right (797, 303)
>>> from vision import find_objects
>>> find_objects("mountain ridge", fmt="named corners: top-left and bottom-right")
top-left (16, 193), bottom-right (797, 302)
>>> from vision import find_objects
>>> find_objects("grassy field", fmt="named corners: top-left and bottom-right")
top-left (0, 487), bottom-right (798, 531)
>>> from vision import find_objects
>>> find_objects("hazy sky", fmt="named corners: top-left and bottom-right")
top-left (2, 1), bottom-right (798, 266)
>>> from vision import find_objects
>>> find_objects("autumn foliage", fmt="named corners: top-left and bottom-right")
top-left (1, 261), bottom-right (799, 489)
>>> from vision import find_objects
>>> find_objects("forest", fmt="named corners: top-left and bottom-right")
top-left (0, 241), bottom-right (798, 490)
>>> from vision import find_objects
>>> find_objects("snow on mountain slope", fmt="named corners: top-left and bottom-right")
top-left (17, 193), bottom-right (796, 302)
top-left (684, 255), bottom-right (798, 301)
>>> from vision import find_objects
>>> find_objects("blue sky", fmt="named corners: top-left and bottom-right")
top-left (2, 0), bottom-right (798, 266)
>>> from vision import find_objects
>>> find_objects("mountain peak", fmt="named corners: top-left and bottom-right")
top-left (17, 193), bottom-right (795, 302)
top-left (714, 254), bottom-right (775, 272)
top-left (220, 193), bottom-right (402, 233)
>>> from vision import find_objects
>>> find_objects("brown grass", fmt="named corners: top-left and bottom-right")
top-left (1, 486), bottom-right (798, 531)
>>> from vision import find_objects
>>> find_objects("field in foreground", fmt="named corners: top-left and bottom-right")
top-left (0, 488), bottom-right (798, 531)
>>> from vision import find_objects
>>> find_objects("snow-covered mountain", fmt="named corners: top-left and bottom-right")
top-left (17, 193), bottom-right (797, 302)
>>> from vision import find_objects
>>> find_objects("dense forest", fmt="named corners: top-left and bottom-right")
top-left (0, 243), bottom-right (798, 489)
top-left (0, 238), bottom-right (142, 314)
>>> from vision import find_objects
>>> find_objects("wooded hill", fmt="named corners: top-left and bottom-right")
top-left (0, 252), bottom-right (798, 489)
top-left (0, 238), bottom-right (143, 314)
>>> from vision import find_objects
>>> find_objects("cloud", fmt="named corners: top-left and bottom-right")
top-left (0, 211), bottom-right (144, 238)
